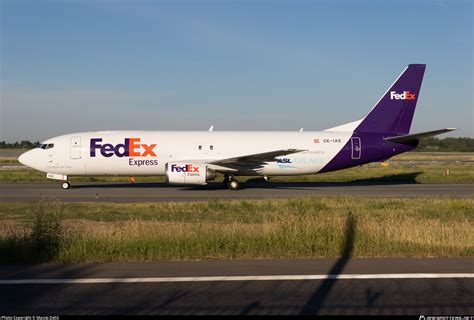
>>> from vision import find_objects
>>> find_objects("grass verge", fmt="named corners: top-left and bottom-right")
top-left (1, 162), bottom-right (474, 183)
top-left (0, 197), bottom-right (472, 263)
top-left (2, 152), bottom-right (474, 183)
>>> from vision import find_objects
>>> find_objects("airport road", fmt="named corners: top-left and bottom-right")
top-left (0, 258), bottom-right (472, 315)
top-left (0, 182), bottom-right (472, 202)
top-left (0, 149), bottom-right (25, 158)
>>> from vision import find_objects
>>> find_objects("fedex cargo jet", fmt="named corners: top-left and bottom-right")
top-left (19, 64), bottom-right (456, 190)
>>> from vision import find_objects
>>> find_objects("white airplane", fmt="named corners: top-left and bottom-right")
top-left (19, 64), bottom-right (456, 190)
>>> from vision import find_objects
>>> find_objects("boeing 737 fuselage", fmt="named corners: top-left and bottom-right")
top-left (18, 64), bottom-right (456, 190)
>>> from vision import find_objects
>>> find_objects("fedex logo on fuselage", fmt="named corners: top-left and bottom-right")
top-left (90, 138), bottom-right (157, 158)
top-left (171, 164), bottom-right (200, 173)
top-left (390, 91), bottom-right (416, 100)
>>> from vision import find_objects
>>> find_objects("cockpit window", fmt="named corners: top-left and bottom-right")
top-left (39, 143), bottom-right (54, 149)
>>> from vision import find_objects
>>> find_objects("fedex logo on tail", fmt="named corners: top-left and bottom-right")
top-left (90, 138), bottom-right (157, 158)
top-left (390, 91), bottom-right (416, 100)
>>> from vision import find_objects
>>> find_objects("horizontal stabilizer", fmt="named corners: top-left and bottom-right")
top-left (384, 128), bottom-right (457, 143)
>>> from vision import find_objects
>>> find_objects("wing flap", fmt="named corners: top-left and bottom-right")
top-left (209, 149), bottom-right (306, 167)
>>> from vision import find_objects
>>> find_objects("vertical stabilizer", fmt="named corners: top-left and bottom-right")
top-left (355, 64), bottom-right (426, 135)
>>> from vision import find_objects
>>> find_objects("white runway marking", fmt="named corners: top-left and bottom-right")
top-left (1, 273), bottom-right (473, 284)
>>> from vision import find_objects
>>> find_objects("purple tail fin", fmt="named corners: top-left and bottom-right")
top-left (355, 64), bottom-right (426, 135)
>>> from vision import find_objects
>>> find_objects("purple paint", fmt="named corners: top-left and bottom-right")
top-left (90, 138), bottom-right (131, 158)
top-left (355, 64), bottom-right (426, 135)
top-left (321, 64), bottom-right (426, 172)
top-left (320, 133), bottom-right (416, 173)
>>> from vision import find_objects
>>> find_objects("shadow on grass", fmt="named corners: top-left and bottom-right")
top-left (350, 171), bottom-right (422, 184)
top-left (0, 236), bottom-right (62, 264)
top-left (0, 201), bottom-right (62, 263)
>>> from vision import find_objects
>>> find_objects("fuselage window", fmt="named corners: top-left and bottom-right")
top-left (198, 145), bottom-right (202, 150)
top-left (210, 145), bottom-right (214, 150)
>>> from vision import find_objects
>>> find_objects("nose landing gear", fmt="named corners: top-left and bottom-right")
top-left (46, 173), bottom-right (70, 189)
top-left (61, 181), bottom-right (71, 189)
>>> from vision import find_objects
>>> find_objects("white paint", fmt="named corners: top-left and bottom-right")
top-left (1, 273), bottom-right (472, 284)
top-left (324, 119), bottom-right (363, 132)
top-left (18, 131), bottom-right (352, 177)
top-left (16, 65), bottom-right (446, 186)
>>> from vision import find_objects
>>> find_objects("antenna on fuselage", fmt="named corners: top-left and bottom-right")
top-left (209, 125), bottom-right (214, 132)
top-left (299, 128), bottom-right (304, 132)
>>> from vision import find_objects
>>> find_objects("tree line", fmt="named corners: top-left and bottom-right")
top-left (416, 137), bottom-right (474, 152)
top-left (1, 137), bottom-right (473, 152)
top-left (0, 141), bottom-right (40, 149)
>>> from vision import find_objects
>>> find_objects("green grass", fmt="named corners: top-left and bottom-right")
top-left (0, 197), bottom-right (472, 263)
top-left (2, 162), bottom-right (473, 183)
top-left (392, 152), bottom-right (474, 161)
top-left (0, 157), bottom-right (21, 166)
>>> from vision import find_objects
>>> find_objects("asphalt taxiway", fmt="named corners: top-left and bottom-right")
top-left (0, 182), bottom-right (472, 202)
top-left (1, 258), bottom-right (472, 315)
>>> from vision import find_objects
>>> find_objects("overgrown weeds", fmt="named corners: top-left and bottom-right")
top-left (0, 197), bottom-right (472, 263)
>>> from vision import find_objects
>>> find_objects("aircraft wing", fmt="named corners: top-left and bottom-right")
top-left (384, 128), bottom-right (457, 143)
top-left (208, 149), bottom-right (306, 168)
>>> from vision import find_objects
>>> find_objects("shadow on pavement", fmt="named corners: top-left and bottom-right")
top-left (299, 212), bottom-right (356, 315)
top-left (71, 172), bottom-right (422, 190)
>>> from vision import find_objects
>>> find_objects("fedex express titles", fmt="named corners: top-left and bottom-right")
top-left (90, 138), bottom-right (158, 167)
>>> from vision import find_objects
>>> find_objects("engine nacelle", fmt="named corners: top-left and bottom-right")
top-left (165, 162), bottom-right (216, 185)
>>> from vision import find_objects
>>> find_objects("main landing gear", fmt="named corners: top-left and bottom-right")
top-left (61, 181), bottom-right (71, 189)
top-left (223, 175), bottom-right (240, 190)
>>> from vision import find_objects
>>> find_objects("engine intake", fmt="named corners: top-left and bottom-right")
top-left (165, 161), bottom-right (216, 185)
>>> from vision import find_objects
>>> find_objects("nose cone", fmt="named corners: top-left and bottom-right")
top-left (18, 150), bottom-right (32, 166)
top-left (18, 149), bottom-right (42, 171)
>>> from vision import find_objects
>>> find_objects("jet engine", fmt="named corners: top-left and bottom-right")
top-left (165, 161), bottom-right (216, 185)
